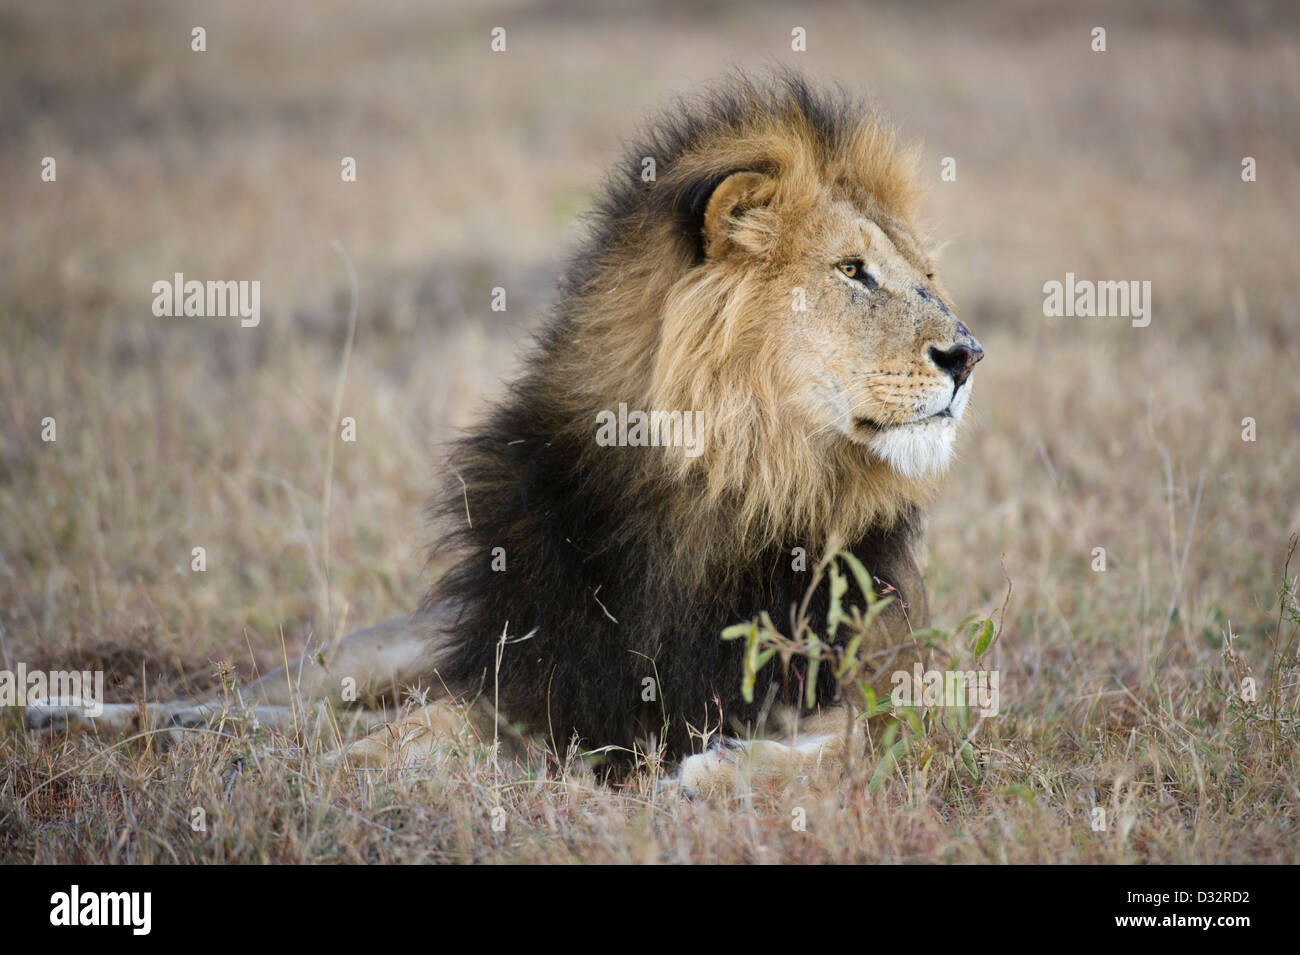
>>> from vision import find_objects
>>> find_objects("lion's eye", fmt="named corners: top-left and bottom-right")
top-left (837, 259), bottom-right (878, 290)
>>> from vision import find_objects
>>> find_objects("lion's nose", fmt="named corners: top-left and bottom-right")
top-left (929, 340), bottom-right (984, 388)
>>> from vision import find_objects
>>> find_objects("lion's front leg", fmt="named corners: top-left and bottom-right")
top-left (671, 709), bottom-right (851, 798)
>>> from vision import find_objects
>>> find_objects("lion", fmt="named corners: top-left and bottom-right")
top-left (28, 73), bottom-right (982, 796)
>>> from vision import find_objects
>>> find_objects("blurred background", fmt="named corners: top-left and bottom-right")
top-left (1, 0), bottom-right (1298, 706)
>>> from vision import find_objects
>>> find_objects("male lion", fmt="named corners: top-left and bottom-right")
top-left (29, 74), bottom-right (982, 795)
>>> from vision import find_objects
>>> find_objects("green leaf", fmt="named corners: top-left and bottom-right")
top-left (838, 550), bottom-right (878, 605)
top-left (973, 619), bottom-right (994, 659)
top-left (906, 627), bottom-right (949, 646)
top-left (956, 740), bottom-right (978, 777)
top-left (722, 622), bottom-right (755, 641)
top-left (858, 682), bottom-right (894, 718)
top-left (837, 630), bottom-right (866, 678)
top-left (859, 594), bottom-right (895, 631)
top-left (869, 724), bottom-right (904, 792)
top-left (827, 559), bottom-right (849, 639)
top-left (742, 626), bottom-right (760, 703)
top-left (806, 654), bottom-right (820, 710)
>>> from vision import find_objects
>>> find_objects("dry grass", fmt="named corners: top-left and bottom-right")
top-left (2, 0), bottom-right (1299, 863)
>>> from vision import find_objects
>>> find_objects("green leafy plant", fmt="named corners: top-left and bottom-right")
top-left (722, 544), bottom-right (1008, 797)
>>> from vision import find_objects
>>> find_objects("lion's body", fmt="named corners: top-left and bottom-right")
top-left (29, 74), bottom-right (982, 792)
top-left (428, 75), bottom-right (971, 760)
top-left (433, 420), bottom-right (928, 756)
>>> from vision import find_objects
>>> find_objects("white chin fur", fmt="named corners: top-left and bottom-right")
top-left (867, 381), bottom-right (970, 480)
top-left (868, 421), bottom-right (955, 480)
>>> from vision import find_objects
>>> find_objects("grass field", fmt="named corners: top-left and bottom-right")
top-left (2, 0), bottom-right (1298, 863)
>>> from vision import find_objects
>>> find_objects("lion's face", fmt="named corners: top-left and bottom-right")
top-left (609, 93), bottom-right (984, 544)
top-left (779, 197), bottom-right (982, 480)
top-left (664, 171), bottom-right (982, 487)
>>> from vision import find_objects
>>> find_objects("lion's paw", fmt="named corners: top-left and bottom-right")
top-left (669, 740), bottom-right (744, 799)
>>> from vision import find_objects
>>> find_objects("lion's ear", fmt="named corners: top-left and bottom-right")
top-left (701, 171), bottom-right (777, 259)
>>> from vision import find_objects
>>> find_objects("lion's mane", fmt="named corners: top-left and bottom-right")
top-left (428, 74), bottom-right (931, 759)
